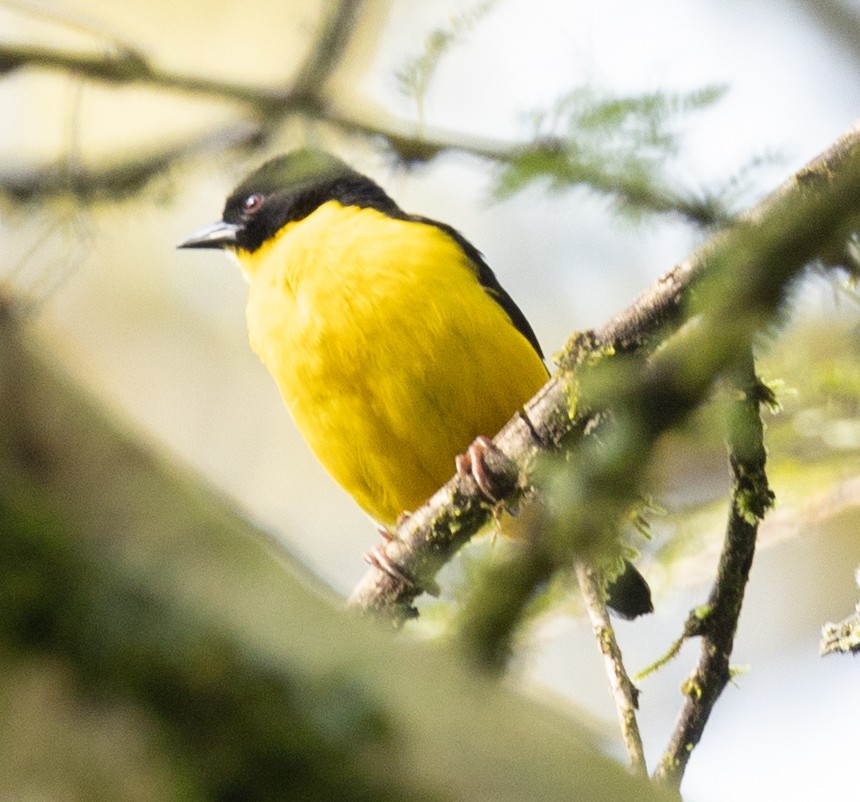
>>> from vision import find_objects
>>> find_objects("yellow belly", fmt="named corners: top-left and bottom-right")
top-left (240, 201), bottom-right (548, 525)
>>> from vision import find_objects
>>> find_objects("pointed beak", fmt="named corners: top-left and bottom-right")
top-left (176, 221), bottom-right (241, 250)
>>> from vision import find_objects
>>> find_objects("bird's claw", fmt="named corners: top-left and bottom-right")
top-left (366, 520), bottom-right (441, 596)
top-left (364, 544), bottom-right (414, 587)
top-left (455, 435), bottom-right (514, 504)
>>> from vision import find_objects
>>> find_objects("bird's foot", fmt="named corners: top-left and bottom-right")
top-left (366, 516), bottom-right (440, 596)
top-left (455, 435), bottom-right (515, 504)
top-left (364, 543), bottom-right (414, 587)
top-left (376, 511), bottom-right (411, 541)
top-left (376, 523), bottom-right (395, 542)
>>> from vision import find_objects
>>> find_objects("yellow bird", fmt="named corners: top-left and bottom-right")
top-left (179, 149), bottom-right (651, 617)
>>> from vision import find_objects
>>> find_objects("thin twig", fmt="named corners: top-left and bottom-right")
top-left (0, 43), bottom-right (290, 106)
top-left (574, 561), bottom-right (647, 777)
top-left (289, 0), bottom-right (365, 99)
top-left (0, 11), bottom-right (715, 222)
top-left (0, 1), bottom-right (364, 201)
top-left (0, 124), bottom-right (263, 203)
top-left (653, 350), bottom-right (772, 788)
top-left (820, 606), bottom-right (860, 655)
top-left (0, 0), bottom-right (362, 107)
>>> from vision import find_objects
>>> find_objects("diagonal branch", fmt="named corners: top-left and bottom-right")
top-left (288, 0), bottom-right (365, 100)
top-left (347, 120), bottom-right (860, 624)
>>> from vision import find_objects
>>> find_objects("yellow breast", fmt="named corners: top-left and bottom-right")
top-left (237, 201), bottom-right (548, 525)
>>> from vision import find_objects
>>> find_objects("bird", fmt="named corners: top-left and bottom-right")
top-left (178, 148), bottom-right (652, 619)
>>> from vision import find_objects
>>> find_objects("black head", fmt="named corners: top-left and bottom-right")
top-left (178, 149), bottom-right (399, 253)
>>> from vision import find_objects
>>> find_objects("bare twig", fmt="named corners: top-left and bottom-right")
top-left (574, 561), bottom-right (647, 776)
top-left (0, 1), bottom-right (360, 105)
top-left (288, 0), bottom-right (365, 100)
top-left (0, 1), bottom-right (364, 201)
top-left (0, 5), bottom-right (714, 221)
top-left (0, 298), bottom-right (670, 802)
top-left (0, 124), bottom-right (263, 203)
top-left (653, 351), bottom-right (772, 788)
top-left (348, 121), bottom-right (860, 623)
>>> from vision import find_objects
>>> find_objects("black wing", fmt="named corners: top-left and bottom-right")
top-left (410, 216), bottom-right (545, 361)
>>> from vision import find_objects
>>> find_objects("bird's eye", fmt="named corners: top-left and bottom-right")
top-left (242, 193), bottom-right (264, 215)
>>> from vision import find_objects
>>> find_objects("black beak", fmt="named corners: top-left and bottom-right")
top-left (177, 221), bottom-right (241, 250)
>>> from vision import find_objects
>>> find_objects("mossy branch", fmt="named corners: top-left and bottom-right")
top-left (653, 350), bottom-right (772, 788)
top-left (348, 120), bottom-right (860, 626)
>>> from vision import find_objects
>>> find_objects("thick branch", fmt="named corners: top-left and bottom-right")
top-left (348, 120), bottom-right (860, 622)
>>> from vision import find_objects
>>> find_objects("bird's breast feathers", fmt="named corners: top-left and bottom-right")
top-left (238, 201), bottom-right (547, 523)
